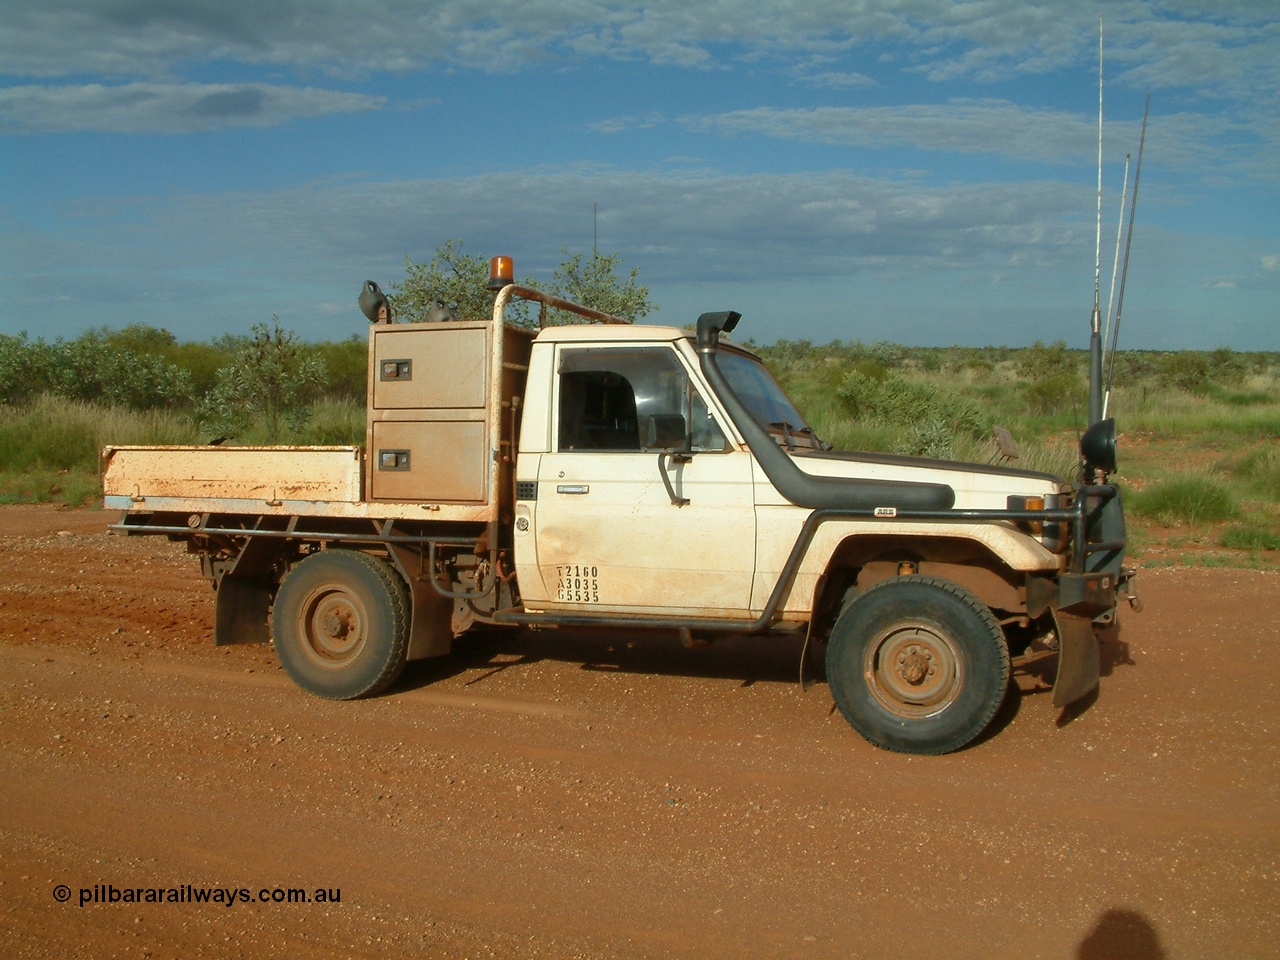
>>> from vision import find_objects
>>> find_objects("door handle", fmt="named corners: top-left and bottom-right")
top-left (556, 484), bottom-right (590, 494)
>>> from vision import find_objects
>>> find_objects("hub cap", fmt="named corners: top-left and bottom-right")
top-left (863, 621), bottom-right (963, 719)
top-left (297, 585), bottom-right (367, 667)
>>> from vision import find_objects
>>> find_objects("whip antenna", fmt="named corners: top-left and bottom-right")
top-left (1092, 14), bottom-right (1105, 324)
top-left (1103, 93), bottom-right (1150, 420)
top-left (1102, 153), bottom-right (1132, 382)
top-left (1087, 15), bottom-right (1106, 426)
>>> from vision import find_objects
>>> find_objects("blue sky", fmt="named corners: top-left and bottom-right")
top-left (2, 1), bottom-right (1277, 351)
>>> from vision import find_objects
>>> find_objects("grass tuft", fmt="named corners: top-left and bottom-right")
top-left (1128, 470), bottom-right (1242, 526)
top-left (1220, 525), bottom-right (1280, 552)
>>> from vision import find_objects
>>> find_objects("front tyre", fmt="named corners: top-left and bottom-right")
top-left (272, 550), bottom-right (411, 700)
top-left (826, 575), bottom-right (1010, 755)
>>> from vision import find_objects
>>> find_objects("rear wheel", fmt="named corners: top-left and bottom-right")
top-left (826, 575), bottom-right (1009, 755)
top-left (271, 550), bottom-right (410, 699)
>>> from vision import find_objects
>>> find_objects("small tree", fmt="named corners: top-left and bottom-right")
top-left (393, 240), bottom-right (653, 328)
top-left (393, 240), bottom-right (497, 322)
top-left (198, 320), bottom-right (326, 442)
top-left (549, 246), bottom-right (652, 322)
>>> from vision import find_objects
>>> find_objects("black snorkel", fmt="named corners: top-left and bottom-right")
top-left (695, 311), bottom-right (955, 512)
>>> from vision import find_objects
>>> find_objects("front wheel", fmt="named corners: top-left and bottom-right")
top-left (826, 575), bottom-right (1010, 755)
top-left (271, 550), bottom-right (411, 700)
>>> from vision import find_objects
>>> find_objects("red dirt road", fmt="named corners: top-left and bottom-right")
top-left (1, 505), bottom-right (1277, 959)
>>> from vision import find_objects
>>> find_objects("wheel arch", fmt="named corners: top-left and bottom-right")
top-left (276, 542), bottom-right (454, 663)
top-left (808, 533), bottom-right (1030, 643)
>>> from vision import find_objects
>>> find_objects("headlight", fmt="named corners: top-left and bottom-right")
top-left (1080, 417), bottom-right (1117, 475)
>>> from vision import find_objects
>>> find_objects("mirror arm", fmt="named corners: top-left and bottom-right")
top-left (657, 452), bottom-right (692, 507)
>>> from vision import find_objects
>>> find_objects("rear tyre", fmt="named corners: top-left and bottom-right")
top-left (271, 550), bottom-right (411, 700)
top-left (826, 575), bottom-right (1009, 755)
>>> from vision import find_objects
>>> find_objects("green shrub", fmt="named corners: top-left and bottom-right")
top-left (1158, 352), bottom-right (1212, 394)
top-left (1128, 471), bottom-right (1242, 526)
top-left (906, 416), bottom-right (957, 459)
top-left (867, 341), bottom-right (905, 368)
top-left (918, 350), bottom-right (943, 373)
top-left (289, 398), bottom-right (365, 445)
top-left (1020, 374), bottom-right (1081, 415)
top-left (837, 368), bottom-right (985, 448)
top-left (197, 321), bottom-right (327, 443)
top-left (1208, 347), bottom-right (1248, 385)
top-left (1227, 447), bottom-right (1280, 499)
top-left (308, 336), bottom-right (368, 401)
top-left (1220, 525), bottom-right (1280, 551)
top-left (0, 333), bottom-right (57, 404)
top-left (1016, 340), bottom-right (1082, 414)
top-left (0, 330), bottom-right (193, 408)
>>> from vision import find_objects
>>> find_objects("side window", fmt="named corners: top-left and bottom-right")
top-left (557, 347), bottom-right (728, 453)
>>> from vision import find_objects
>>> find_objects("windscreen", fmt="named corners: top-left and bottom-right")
top-left (717, 349), bottom-right (813, 439)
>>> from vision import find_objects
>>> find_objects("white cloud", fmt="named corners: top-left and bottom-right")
top-left (4, 1), bottom-right (1276, 174)
top-left (650, 101), bottom-right (1267, 186)
top-left (800, 71), bottom-right (877, 90)
top-left (0, 82), bottom-right (386, 134)
top-left (3, 1), bottom-right (1276, 101)
top-left (1109, 13), bottom-right (1280, 103)
top-left (3, 165), bottom-right (1265, 347)
top-left (681, 101), bottom-right (1101, 164)
top-left (3, 165), bottom-right (1090, 325)
top-left (589, 112), bottom-right (667, 135)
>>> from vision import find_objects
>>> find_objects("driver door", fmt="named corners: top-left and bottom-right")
top-left (524, 343), bottom-right (756, 617)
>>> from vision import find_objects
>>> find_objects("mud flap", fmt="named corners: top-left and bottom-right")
top-left (212, 535), bottom-right (282, 646)
top-left (1051, 610), bottom-right (1101, 708)
top-left (214, 577), bottom-right (272, 646)
top-left (387, 543), bottom-right (454, 661)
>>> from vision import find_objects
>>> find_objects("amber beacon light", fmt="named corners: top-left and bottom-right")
top-left (488, 255), bottom-right (514, 290)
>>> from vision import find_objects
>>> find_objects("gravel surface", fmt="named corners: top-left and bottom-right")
top-left (1, 504), bottom-right (1277, 959)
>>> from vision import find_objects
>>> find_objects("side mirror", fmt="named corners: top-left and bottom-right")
top-left (645, 414), bottom-right (690, 451)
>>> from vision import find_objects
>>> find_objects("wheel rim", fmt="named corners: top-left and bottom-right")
top-left (296, 582), bottom-right (368, 668)
top-left (863, 620), bottom-right (963, 719)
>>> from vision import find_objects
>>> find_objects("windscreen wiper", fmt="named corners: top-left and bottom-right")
top-left (769, 421), bottom-right (833, 452)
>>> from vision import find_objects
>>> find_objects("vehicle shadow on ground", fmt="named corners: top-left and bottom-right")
top-left (393, 626), bottom-right (809, 695)
top-left (394, 621), bottom-right (1140, 745)
top-left (1097, 622), bottom-right (1134, 677)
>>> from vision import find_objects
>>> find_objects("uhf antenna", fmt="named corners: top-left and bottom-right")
top-left (1087, 14), bottom-right (1105, 426)
top-left (1103, 93), bottom-right (1150, 419)
top-left (1102, 152), bottom-right (1132, 376)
